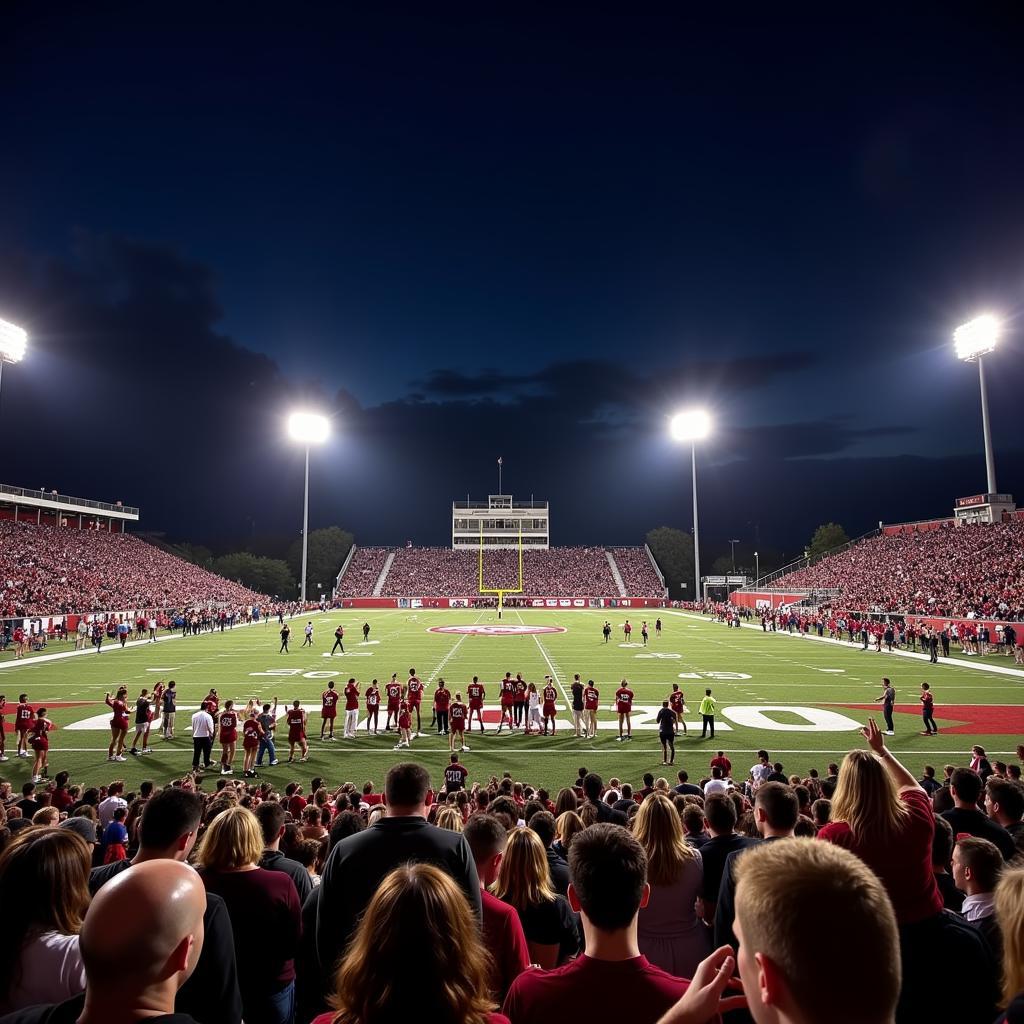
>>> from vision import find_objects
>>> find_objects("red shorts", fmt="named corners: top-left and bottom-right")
top-left (321, 708), bottom-right (337, 719)
top-left (500, 699), bottom-right (513, 709)
top-left (543, 701), bottom-right (556, 716)
top-left (616, 704), bottom-right (632, 715)
top-left (469, 700), bottom-right (483, 710)
top-left (451, 720), bottom-right (465, 733)
top-left (288, 728), bottom-right (305, 743)
top-left (220, 730), bottom-right (237, 744)
top-left (31, 737), bottom-right (48, 751)
top-left (112, 718), bottom-right (128, 731)
top-left (387, 701), bottom-right (400, 713)
top-left (243, 737), bottom-right (259, 751)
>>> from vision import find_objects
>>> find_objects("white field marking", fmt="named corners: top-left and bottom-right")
top-left (818, 669), bottom-right (846, 673)
top-left (516, 611), bottom-right (574, 707)
top-left (425, 611), bottom-right (486, 684)
top-left (665, 610), bottom-right (1024, 679)
top-left (146, 667), bottom-right (180, 672)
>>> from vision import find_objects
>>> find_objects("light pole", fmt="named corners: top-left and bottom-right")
top-left (754, 550), bottom-right (759, 589)
top-left (670, 409), bottom-right (711, 606)
top-left (0, 317), bottom-right (29, 416)
top-left (954, 314), bottom-right (1002, 494)
top-left (729, 538), bottom-right (740, 573)
top-left (287, 412), bottom-right (330, 604)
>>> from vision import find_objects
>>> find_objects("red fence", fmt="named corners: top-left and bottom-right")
top-left (335, 596), bottom-right (667, 609)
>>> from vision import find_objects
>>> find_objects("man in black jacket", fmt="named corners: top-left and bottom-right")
top-left (256, 801), bottom-right (313, 903)
top-left (316, 763), bottom-right (481, 974)
top-left (582, 772), bottom-right (628, 825)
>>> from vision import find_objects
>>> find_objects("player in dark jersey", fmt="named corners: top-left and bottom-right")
top-left (279, 622), bottom-right (291, 653)
top-left (570, 674), bottom-right (585, 738)
top-left (286, 700), bottom-right (308, 762)
top-left (583, 681), bottom-right (600, 739)
top-left (541, 676), bottom-right (558, 736)
top-left (497, 672), bottom-right (515, 733)
top-left (331, 625), bottom-right (345, 655)
top-left (365, 679), bottom-right (381, 734)
top-left (449, 694), bottom-right (468, 752)
top-left (513, 674), bottom-right (527, 729)
top-left (407, 669), bottom-right (425, 735)
top-left (444, 751), bottom-right (469, 791)
top-left (384, 674), bottom-right (402, 731)
top-left (29, 707), bottom-right (53, 783)
top-left (219, 699), bottom-right (238, 775)
top-left (434, 680), bottom-right (451, 736)
top-left (602, 621), bottom-right (612, 643)
top-left (615, 679), bottom-right (635, 741)
top-left (466, 676), bottom-right (485, 733)
top-left (668, 683), bottom-right (688, 736)
top-left (242, 710), bottom-right (264, 777)
top-left (320, 680), bottom-right (339, 740)
top-left (641, 621), bottom-right (649, 646)
top-left (655, 618), bottom-right (663, 637)
top-left (362, 621), bottom-right (370, 642)
top-left (657, 700), bottom-right (678, 766)
top-left (128, 688), bottom-right (151, 757)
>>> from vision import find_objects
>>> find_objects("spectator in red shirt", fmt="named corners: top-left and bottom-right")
top-left (709, 752), bottom-right (732, 776)
top-left (313, 862), bottom-right (509, 1024)
top-left (464, 813), bottom-right (530, 1004)
top-left (503, 823), bottom-right (717, 1024)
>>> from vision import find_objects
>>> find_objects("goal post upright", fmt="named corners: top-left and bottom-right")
top-left (479, 522), bottom-right (523, 620)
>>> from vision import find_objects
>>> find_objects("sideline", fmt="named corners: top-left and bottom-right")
top-left (664, 610), bottom-right (1024, 680)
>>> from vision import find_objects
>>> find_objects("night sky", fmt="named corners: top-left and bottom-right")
top-left (2, 5), bottom-right (1023, 558)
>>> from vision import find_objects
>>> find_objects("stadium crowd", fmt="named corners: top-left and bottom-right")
top-left (0, 522), bottom-right (266, 617)
top-left (336, 546), bottom-right (666, 598)
top-left (774, 519), bottom-right (1024, 619)
top-left (0, 728), bottom-right (1022, 1024)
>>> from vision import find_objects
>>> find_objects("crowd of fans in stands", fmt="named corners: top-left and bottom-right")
top-left (336, 546), bottom-right (665, 598)
top-left (775, 519), bottom-right (1024, 619)
top-left (0, 522), bottom-right (267, 617)
top-left (0, 730), bottom-right (1022, 1024)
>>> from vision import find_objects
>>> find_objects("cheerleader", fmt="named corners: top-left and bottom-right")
top-left (29, 707), bottom-right (53, 783)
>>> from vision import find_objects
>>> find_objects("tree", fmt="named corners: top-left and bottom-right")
top-left (807, 522), bottom-right (850, 562)
top-left (645, 526), bottom-right (695, 599)
top-left (213, 552), bottom-right (295, 597)
top-left (176, 543), bottom-right (214, 570)
top-left (287, 526), bottom-right (355, 595)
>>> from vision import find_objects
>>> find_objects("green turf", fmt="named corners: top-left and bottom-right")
top-left (2, 609), bottom-right (1021, 794)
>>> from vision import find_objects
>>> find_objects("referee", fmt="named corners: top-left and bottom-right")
top-left (698, 688), bottom-right (717, 740)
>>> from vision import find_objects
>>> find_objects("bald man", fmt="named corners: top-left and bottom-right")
top-left (0, 860), bottom-right (206, 1024)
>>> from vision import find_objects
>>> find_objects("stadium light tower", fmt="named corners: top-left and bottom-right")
top-left (0, 317), bottom-right (29, 415)
top-left (670, 409), bottom-right (711, 606)
top-left (287, 412), bottom-right (330, 604)
top-left (954, 314), bottom-right (1001, 494)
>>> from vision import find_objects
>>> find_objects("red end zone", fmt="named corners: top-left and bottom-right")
top-left (829, 703), bottom-right (1024, 735)
top-left (427, 624), bottom-right (567, 636)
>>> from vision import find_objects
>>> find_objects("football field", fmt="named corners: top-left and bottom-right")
top-left (3, 609), bottom-right (1022, 792)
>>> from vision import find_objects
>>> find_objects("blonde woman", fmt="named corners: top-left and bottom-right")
top-left (435, 806), bottom-right (464, 833)
top-left (490, 827), bottom-right (580, 968)
top-left (817, 718), bottom-right (942, 926)
top-left (313, 863), bottom-right (506, 1024)
top-left (553, 810), bottom-right (584, 859)
top-left (196, 806), bottom-right (302, 1024)
top-left (995, 866), bottom-right (1024, 1021)
top-left (633, 792), bottom-right (710, 978)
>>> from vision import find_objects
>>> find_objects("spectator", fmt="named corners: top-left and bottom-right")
top-left (316, 763), bottom-right (481, 977)
top-left (633, 793), bottom-right (710, 978)
top-left (986, 777), bottom-right (1024, 840)
top-left (0, 828), bottom-right (91, 1012)
top-left (312, 863), bottom-right (510, 1024)
top-left (680, 804), bottom-right (710, 849)
top-left (932, 816), bottom-right (964, 913)
top-left (994, 866), bottom-right (1024, 1023)
top-left (490, 828), bottom-right (580, 969)
top-left (256, 801), bottom-right (313, 904)
top-left (582, 773), bottom-right (627, 825)
top-left (503, 823), bottom-right (702, 1023)
top-left (527, 810), bottom-right (569, 897)
top-left (463, 814), bottom-right (530, 1004)
top-left (953, 836), bottom-right (1004, 956)
top-left (87, 787), bottom-right (241, 1024)
top-left (553, 811), bottom-right (584, 860)
top-left (714, 782), bottom-right (798, 950)
top-left (196, 806), bottom-right (301, 1024)
top-left (942, 768), bottom-right (1016, 859)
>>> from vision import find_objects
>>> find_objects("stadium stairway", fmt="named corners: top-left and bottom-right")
top-left (605, 550), bottom-right (628, 597)
top-left (372, 550), bottom-right (395, 596)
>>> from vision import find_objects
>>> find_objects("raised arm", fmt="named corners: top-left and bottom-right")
top-left (861, 718), bottom-right (921, 793)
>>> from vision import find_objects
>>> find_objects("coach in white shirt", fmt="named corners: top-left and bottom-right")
top-left (191, 702), bottom-right (215, 770)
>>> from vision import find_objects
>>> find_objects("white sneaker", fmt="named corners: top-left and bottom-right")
top-left (221, 768), bottom-right (232, 775)
top-left (142, 747), bottom-right (153, 754)
top-left (462, 744), bottom-right (470, 752)
top-left (31, 774), bottom-right (41, 783)
top-left (18, 751), bottom-right (28, 758)
top-left (0, 755), bottom-right (7, 762)
top-left (393, 743), bottom-right (403, 750)
top-left (115, 755), bottom-right (128, 762)
top-left (885, 730), bottom-right (894, 736)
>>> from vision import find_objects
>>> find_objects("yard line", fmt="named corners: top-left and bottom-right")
top-left (425, 610), bottom-right (485, 683)
top-left (517, 611), bottom-right (573, 706)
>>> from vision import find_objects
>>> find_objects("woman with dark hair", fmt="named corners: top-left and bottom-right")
top-left (105, 686), bottom-right (131, 762)
top-left (0, 827), bottom-right (92, 1011)
top-left (313, 862), bottom-right (508, 1024)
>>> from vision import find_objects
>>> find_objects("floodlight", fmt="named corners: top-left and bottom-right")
top-left (0, 318), bottom-right (28, 364)
top-left (954, 314), bottom-right (1001, 362)
top-left (669, 409), bottom-right (711, 442)
top-left (287, 412), bottom-right (330, 444)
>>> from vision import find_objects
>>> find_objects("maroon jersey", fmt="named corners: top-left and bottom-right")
top-left (583, 686), bottom-right (600, 711)
top-left (242, 718), bottom-right (262, 746)
top-left (669, 691), bottom-right (685, 715)
top-left (219, 711), bottom-right (238, 741)
top-left (514, 681), bottom-right (527, 703)
top-left (500, 679), bottom-right (515, 707)
top-left (386, 682), bottom-right (402, 707)
top-left (615, 687), bottom-right (635, 713)
top-left (344, 683), bottom-right (359, 710)
top-left (435, 688), bottom-right (451, 711)
top-left (467, 682), bottom-right (484, 708)
top-left (107, 697), bottom-right (129, 729)
top-left (449, 702), bottom-right (467, 730)
top-left (366, 687), bottom-right (380, 708)
top-left (15, 702), bottom-right (32, 731)
top-left (398, 705), bottom-right (411, 730)
top-left (444, 761), bottom-right (468, 789)
top-left (287, 710), bottom-right (306, 739)
top-left (407, 678), bottom-right (424, 705)
top-left (205, 695), bottom-right (220, 716)
top-left (29, 718), bottom-right (51, 749)
top-left (322, 689), bottom-right (339, 713)
top-left (543, 684), bottom-right (557, 703)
